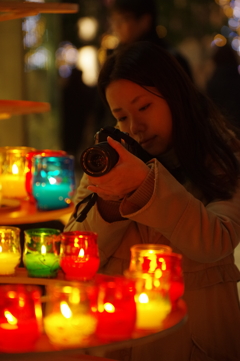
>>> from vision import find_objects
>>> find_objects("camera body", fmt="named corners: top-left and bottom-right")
top-left (80, 126), bottom-right (153, 177)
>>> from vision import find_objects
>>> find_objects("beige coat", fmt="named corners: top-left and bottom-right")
top-left (65, 158), bottom-right (240, 361)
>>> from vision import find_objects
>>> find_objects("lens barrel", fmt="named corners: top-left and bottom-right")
top-left (80, 142), bottom-right (119, 176)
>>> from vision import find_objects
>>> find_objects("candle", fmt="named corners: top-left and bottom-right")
top-left (0, 226), bottom-right (21, 275)
top-left (0, 146), bottom-right (36, 199)
top-left (0, 318), bottom-right (41, 352)
top-left (0, 252), bottom-right (20, 275)
top-left (0, 284), bottom-right (42, 352)
top-left (25, 149), bottom-right (67, 201)
top-left (60, 255), bottom-right (100, 281)
top-left (44, 311), bottom-right (96, 347)
top-left (24, 252), bottom-right (60, 278)
top-left (0, 174), bottom-right (27, 198)
top-left (44, 283), bottom-right (97, 348)
top-left (32, 183), bottom-right (73, 210)
top-left (23, 228), bottom-right (61, 278)
top-left (31, 155), bottom-right (75, 210)
top-left (135, 291), bottom-right (171, 330)
top-left (93, 275), bottom-right (136, 341)
top-left (60, 231), bottom-right (100, 281)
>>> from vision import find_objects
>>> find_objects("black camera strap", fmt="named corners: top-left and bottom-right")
top-left (73, 192), bottom-right (98, 222)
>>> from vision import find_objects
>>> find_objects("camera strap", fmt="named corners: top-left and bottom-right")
top-left (73, 192), bottom-right (98, 222)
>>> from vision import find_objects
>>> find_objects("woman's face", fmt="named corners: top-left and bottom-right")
top-left (106, 79), bottom-right (173, 156)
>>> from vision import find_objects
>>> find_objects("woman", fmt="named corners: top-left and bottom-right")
top-left (65, 41), bottom-right (240, 360)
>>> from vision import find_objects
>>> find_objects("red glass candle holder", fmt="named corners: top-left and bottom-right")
top-left (60, 231), bottom-right (100, 281)
top-left (92, 274), bottom-right (137, 341)
top-left (0, 284), bottom-right (42, 353)
top-left (161, 253), bottom-right (184, 310)
top-left (25, 149), bottom-right (67, 203)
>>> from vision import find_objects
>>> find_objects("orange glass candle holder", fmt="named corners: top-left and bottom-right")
top-left (0, 146), bottom-right (36, 199)
top-left (60, 231), bottom-right (100, 281)
top-left (129, 244), bottom-right (172, 274)
top-left (92, 274), bottom-right (137, 341)
top-left (0, 284), bottom-right (42, 353)
top-left (43, 282), bottom-right (97, 348)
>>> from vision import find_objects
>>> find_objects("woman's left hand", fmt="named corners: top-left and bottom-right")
top-left (87, 137), bottom-right (150, 201)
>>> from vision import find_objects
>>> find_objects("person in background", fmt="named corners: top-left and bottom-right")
top-left (65, 41), bottom-right (240, 360)
top-left (108, 0), bottom-right (192, 79)
top-left (206, 43), bottom-right (240, 130)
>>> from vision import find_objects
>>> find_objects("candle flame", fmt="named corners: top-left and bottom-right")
top-left (12, 164), bottom-right (19, 175)
top-left (0, 245), bottom-right (2, 253)
top-left (159, 257), bottom-right (166, 271)
top-left (60, 301), bottom-right (72, 319)
top-left (4, 310), bottom-right (18, 325)
top-left (138, 293), bottom-right (149, 304)
top-left (41, 245), bottom-right (47, 254)
top-left (78, 248), bottom-right (85, 257)
top-left (104, 302), bottom-right (115, 313)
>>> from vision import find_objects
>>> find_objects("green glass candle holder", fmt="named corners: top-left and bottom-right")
top-left (23, 228), bottom-right (61, 278)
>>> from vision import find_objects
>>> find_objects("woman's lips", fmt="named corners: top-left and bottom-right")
top-left (139, 136), bottom-right (156, 147)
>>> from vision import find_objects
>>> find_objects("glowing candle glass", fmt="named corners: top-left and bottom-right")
top-left (32, 155), bottom-right (75, 210)
top-left (43, 283), bottom-right (97, 348)
top-left (128, 244), bottom-right (172, 274)
top-left (25, 149), bottom-right (67, 203)
top-left (0, 226), bottom-right (21, 275)
top-left (92, 274), bottom-right (137, 341)
top-left (156, 252), bottom-right (184, 310)
top-left (126, 272), bottom-right (171, 332)
top-left (23, 228), bottom-right (61, 278)
top-left (0, 284), bottom-right (42, 352)
top-left (60, 231), bottom-right (100, 281)
top-left (0, 146), bottom-right (36, 199)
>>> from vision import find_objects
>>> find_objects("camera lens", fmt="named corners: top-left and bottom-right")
top-left (80, 142), bottom-right (119, 176)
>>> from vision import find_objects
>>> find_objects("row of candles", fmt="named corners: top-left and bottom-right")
top-left (0, 146), bottom-right (75, 210)
top-left (0, 227), bottom-right (185, 353)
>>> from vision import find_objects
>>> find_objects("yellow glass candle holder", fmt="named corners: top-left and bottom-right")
top-left (0, 146), bottom-right (36, 199)
top-left (43, 282), bottom-right (97, 348)
top-left (125, 271), bottom-right (171, 332)
top-left (0, 226), bottom-right (21, 275)
top-left (128, 244), bottom-right (172, 274)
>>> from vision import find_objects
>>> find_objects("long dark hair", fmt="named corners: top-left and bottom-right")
top-left (98, 41), bottom-right (240, 201)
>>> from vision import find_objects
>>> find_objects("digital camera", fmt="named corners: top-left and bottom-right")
top-left (80, 126), bottom-right (152, 177)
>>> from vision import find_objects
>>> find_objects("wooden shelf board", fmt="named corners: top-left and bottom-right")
top-left (0, 2), bottom-right (79, 21)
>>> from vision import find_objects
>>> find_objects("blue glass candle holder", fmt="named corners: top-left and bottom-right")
top-left (32, 155), bottom-right (75, 210)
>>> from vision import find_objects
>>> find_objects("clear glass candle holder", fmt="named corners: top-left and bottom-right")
top-left (0, 284), bottom-right (42, 353)
top-left (0, 146), bottom-right (36, 199)
top-left (32, 154), bottom-right (75, 210)
top-left (0, 226), bottom-right (21, 275)
top-left (91, 274), bottom-right (137, 342)
top-left (60, 231), bottom-right (100, 281)
top-left (128, 244), bottom-right (172, 274)
top-left (25, 149), bottom-right (67, 203)
top-left (23, 228), bottom-right (61, 278)
top-left (43, 282), bottom-right (97, 348)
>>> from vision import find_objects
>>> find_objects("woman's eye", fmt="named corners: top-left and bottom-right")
top-left (139, 103), bottom-right (150, 111)
top-left (118, 116), bottom-right (127, 122)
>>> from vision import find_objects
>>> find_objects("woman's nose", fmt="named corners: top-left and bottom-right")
top-left (129, 117), bottom-right (147, 135)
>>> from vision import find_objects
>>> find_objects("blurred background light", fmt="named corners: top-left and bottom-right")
top-left (76, 46), bottom-right (99, 86)
top-left (77, 17), bottom-right (98, 41)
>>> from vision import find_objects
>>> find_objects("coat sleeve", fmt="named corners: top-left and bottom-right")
top-left (64, 173), bottom-right (131, 268)
top-left (120, 159), bottom-right (240, 263)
